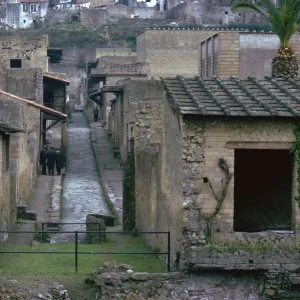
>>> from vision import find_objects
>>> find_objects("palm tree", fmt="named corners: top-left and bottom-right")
top-left (232, 0), bottom-right (300, 77)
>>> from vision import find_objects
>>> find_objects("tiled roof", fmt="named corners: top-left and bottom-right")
top-left (161, 76), bottom-right (300, 117)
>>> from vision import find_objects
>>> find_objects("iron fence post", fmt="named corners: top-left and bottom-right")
top-left (167, 231), bottom-right (171, 272)
top-left (75, 231), bottom-right (78, 272)
top-left (42, 223), bottom-right (44, 240)
top-left (98, 221), bottom-right (100, 245)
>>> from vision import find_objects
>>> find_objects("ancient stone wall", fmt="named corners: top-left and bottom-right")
top-left (132, 80), bottom-right (164, 254)
top-left (89, 261), bottom-right (300, 299)
top-left (5, 68), bottom-right (43, 102)
top-left (0, 134), bottom-right (11, 242)
top-left (0, 35), bottom-right (49, 72)
top-left (201, 32), bottom-right (300, 79)
top-left (180, 117), bottom-right (299, 256)
top-left (159, 95), bottom-right (183, 263)
top-left (136, 29), bottom-right (217, 78)
top-left (0, 93), bottom-right (40, 237)
top-left (92, 56), bottom-right (146, 75)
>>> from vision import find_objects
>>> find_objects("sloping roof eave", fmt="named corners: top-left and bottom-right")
top-left (0, 90), bottom-right (67, 119)
top-left (43, 74), bottom-right (70, 85)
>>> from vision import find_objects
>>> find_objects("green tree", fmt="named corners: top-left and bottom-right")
top-left (232, 0), bottom-right (300, 77)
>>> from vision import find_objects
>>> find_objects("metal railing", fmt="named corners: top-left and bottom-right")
top-left (0, 229), bottom-right (171, 272)
top-left (41, 222), bottom-right (106, 244)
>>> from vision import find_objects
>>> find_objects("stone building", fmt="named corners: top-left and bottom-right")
top-left (108, 76), bottom-right (300, 273)
top-left (0, 34), bottom-right (49, 72)
top-left (87, 48), bottom-right (147, 125)
top-left (0, 89), bottom-right (67, 242)
top-left (136, 28), bottom-right (300, 79)
top-left (6, 0), bottom-right (48, 28)
top-left (200, 31), bottom-right (300, 79)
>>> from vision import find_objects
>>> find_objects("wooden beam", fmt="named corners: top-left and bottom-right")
top-left (40, 119), bottom-right (61, 135)
top-left (225, 141), bottom-right (293, 150)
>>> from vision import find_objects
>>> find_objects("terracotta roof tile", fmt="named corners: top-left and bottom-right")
top-left (161, 76), bottom-right (300, 118)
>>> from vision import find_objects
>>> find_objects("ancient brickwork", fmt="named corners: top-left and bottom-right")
top-left (201, 32), bottom-right (300, 79)
top-left (136, 29), bottom-right (216, 78)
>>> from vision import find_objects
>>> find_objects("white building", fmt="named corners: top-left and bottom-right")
top-left (6, 0), bottom-right (48, 28)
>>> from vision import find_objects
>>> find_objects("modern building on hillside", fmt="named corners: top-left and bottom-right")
top-left (6, 0), bottom-right (48, 28)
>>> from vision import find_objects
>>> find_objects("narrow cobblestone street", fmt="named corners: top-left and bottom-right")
top-left (62, 112), bottom-right (110, 229)
top-left (51, 113), bottom-right (111, 242)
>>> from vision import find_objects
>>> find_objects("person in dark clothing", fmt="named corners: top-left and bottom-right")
top-left (47, 147), bottom-right (56, 176)
top-left (55, 148), bottom-right (64, 175)
top-left (93, 107), bottom-right (99, 122)
top-left (39, 145), bottom-right (47, 175)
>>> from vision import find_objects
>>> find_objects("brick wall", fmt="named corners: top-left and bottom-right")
top-left (200, 32), bottom-right (300, 79)
top-left (136, 29), bottom-right (217, 77)
top-left (218, 32), bottom-right (240, 78)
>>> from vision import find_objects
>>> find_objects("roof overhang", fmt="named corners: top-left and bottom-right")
top-left (43, 74), bottom-right (70, 85)
top-left (0, 90), bottom-right (67, 120)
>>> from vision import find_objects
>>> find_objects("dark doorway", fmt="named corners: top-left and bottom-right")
top-left (43, 90), bottom-right (54, 108)
top-left (234, 149), bottom-right (293, 232)
top-left (10, 59), bottom-right (21, 68)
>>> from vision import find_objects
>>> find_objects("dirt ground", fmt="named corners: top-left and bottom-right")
top-left (5, 175), bottom-right (54, 246)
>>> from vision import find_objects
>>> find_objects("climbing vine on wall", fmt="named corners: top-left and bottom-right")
top-left (291, 124), bottom-right (300, 207)
top-left (123, 151), bottom-right (136, 231)
top-left (203, 158), bottom-right (232, 244)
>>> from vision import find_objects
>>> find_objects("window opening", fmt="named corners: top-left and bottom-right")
top-left (10, 59), bottom-right (21, 68)
top-left (234, 149), bottom-right (293, 232)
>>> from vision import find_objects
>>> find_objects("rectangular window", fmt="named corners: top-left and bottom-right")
top-left (31, 4), bottom-right (36, 12)
top-left (2, 134), bottom-right (9, 172)
top-left (234, 149), bottom-right (293, 232)
top-left (10, 59), bottom-right (21, 68)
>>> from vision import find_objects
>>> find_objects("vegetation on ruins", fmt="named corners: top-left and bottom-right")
top-left (232, 0), bottom-right (300, 78)
top-left (203, 158), bottom-right (232, 244)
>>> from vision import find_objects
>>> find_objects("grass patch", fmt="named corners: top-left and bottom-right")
top-left (0, 233), bottom-right (167, 278)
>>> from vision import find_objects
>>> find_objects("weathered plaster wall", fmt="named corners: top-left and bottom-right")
top-left (0, 93), bottom-right (40, 220)
top-left (5, 68), bottom-right (43, 102)
top-left (239, 33), bottom-right (300, 79)
top-left (132, 81), bottom-right (165, 253)
top-left (0, 35), bottom-right (49, 72)
top-left (0, 134), bottom-right (11, 242)
top-left (160, 94), bottom-right (183, 262)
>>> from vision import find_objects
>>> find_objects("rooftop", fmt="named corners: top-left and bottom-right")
top-left (161, 76), bottom-right (300, 118)
top-left (43, 74), bottom-right (70, 85)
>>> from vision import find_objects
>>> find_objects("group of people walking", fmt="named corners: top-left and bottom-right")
top-left (39, 146), bottom-right (64, 176)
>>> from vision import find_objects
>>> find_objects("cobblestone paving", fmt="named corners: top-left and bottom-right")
top-left (51, 113), bottom-right (110, 243)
